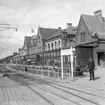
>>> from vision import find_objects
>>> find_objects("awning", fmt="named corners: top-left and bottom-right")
top-left (75, 41), bottom-right (94, 47)
top-left (97, 44), bottom-right (105, 52)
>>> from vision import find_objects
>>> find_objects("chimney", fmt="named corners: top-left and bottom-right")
top-left (58, 27), bottom-right (61, 31)
top-left (94, 10), bottom-right (103, 23)
top-left (66, 23), bottom-right (72, 29)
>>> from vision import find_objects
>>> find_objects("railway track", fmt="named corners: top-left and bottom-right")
top-left (1, 65), bottom-right (105, 105)
top-left (8, 73), bottom-right (104, 105)
top-left (28, 76), bottom-right (104, 105)
top-left (8, 74), bottom-right (80, 105)
top-left (16, 73), bottom-right (105, 98)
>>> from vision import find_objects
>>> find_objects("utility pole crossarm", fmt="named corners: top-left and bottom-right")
top-left (0, 26), bottom-right (17, 31)
top-left (0, 23), bottom-right (10, 26)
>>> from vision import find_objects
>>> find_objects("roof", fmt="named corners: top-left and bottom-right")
top-left (96, 32), bottom-right (105, 39)
top-left (25, 36), bottom-right (31, 45)
top-left (63, 26), bottom-right (76, 35)
top-left (44, 26), bottom-right (76, 41)
top-left (32, 35), bottom-right (37, 39)
top-left (47, 30), bottom-right (63, 40)
top-left (39, 27), bottom-right (58, 39)
top-left (97, 43), bottom-right (105, 52)
top-left (81, 14), bottom-right (105, 35)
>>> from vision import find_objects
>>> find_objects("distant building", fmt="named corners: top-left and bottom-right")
top-left (43, 23), bottom-right (76, 66)
top-left (28, 35), bottom-right (37, 63)
top-left (12, 24), bottom-right (76, 66)
top-left (36, 26), bottom-right (58, 65)
top-left (12, 36), bottom-right (32, 64)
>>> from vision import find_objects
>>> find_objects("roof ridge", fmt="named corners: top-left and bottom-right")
top-left (81, 14), bottom-right (94, 17)
top-left (25, 36), bottom-right (32, 38)
top-left (39, 27), bottom-right (58, 30)
top-left (81, 13), bottom-right (105, 34)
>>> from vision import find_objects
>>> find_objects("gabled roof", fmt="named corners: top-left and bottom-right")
top-left (25, 36), bottom-right (31, 46)
top-left (47, 30), bottom-right (63, 40)
top-left (39, 27), bottom-right (58, 39)
top-left (81, 14), bottom-right (105, 35)
top-left (45, 26), bottom-right (76, 41)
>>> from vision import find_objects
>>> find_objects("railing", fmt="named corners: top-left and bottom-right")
top-left (9, 64), bottom-right (72, 79)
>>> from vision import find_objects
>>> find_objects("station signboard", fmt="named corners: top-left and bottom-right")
top-left (61, 48), bottom-right (75, 55)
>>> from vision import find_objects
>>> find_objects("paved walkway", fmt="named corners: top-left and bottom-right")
top-left (71, 67), bottom-right (105, 91)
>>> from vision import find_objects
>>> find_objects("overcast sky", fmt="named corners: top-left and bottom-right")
top-left (0, 0), bottom-right (105, 59)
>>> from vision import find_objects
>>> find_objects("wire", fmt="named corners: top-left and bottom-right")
top-left (0, 28), bottom-right (9, 31)
top-left (13, 0), bottom-right (24, 15)
top-left (5, 0), bottom-right (24, 40)
top-left (7, 0), bottom-right (40, 40)
top-left (2, 0), bottom-right (40, 58)
top-left (0, 20), bottom-right (10, 25)
top-left (16, 0), bottom-right (40, 27)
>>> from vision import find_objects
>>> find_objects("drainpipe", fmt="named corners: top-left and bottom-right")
top-left (93, 34), bottom-right (99, 67)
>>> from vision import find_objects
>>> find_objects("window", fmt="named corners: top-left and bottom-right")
top-left (51, 43), bottom-right (53, 50)
top-left (45, 45), bottom-right (47, 51)
top-left (80, 31), bottom-right (86, 42)
top-left (58, 40), bottom-right (60, 48)
top-left (55, 41), bottom-right (57, 49)
top-left (48, 44), bottom-right (50, 51)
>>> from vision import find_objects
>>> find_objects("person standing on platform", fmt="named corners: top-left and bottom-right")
top-left (88, 57), bottom-right (95, 81)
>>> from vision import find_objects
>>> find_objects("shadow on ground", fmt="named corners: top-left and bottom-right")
top-left (72, 73), bottom-right (89, 81)
top-left (94, 77), bottom-right (101, 81)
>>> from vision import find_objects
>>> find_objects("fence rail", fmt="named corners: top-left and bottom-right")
top-left (9, 64), bottom-right (72, 79)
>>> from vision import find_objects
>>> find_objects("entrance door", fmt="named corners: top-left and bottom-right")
top-left (98, 52), bottom-right (105, 67)
top-left (76, 46), bottom-right (93, 65)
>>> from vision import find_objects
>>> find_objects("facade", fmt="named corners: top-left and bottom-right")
top-left (43, 27), bottom-right (62, 65)
top-left (43, 23), bottom-right (76, 66)
top-left (75, 10), bottom-right (105, 67)
top-left (12, 24), bottom-right (76, 66)
top-left (28, 35), bottom-right (37, 55)
top-left (12, 36), bottom-right (32, 64)
top-left (36, 27), bottom-right (58, 65)
top-left (28, 35), bottom-right (37, 63)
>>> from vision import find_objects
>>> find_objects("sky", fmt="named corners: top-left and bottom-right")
top-left (0, 0), bottom-right (105, 59)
